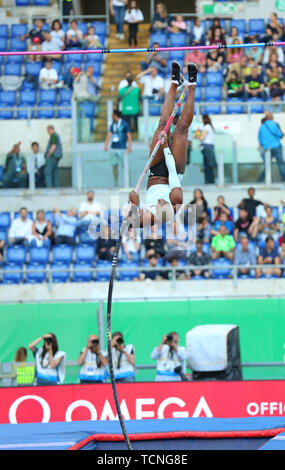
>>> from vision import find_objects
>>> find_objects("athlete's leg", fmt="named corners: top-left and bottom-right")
top-left (171, 63), bottom-right (198, 175)
top-left (149, 62), bottom-right (184, 169)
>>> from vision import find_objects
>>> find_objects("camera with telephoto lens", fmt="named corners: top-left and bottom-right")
top-left (116, 337), bottom-right (124, 345)
top-left (166, 334), bottom-right (173, 343)
top-left (91, 339), bottom-right (99, 346)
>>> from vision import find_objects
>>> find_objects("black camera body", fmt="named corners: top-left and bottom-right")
top-left (166, 334), bottom-right (173, 343)
top-left (91, 339), bottom-right (99, 346)
top-left (46, 337), bottom-right (53, 345)
top-left (116, 337), bottom-right (124, 345)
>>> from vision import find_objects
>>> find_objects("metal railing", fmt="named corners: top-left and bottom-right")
top-left (1, 358), bottom-right (285, 387)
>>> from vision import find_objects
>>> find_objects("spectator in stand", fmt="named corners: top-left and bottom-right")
top-left (96, 224), bottom-right (117, 260)
top-left (27, 142), bottom-right (45, 188)
top-left (226, 39), bottom-right (244, 65)
top-left (118, 72), bottom-right (140, 132)
top-left (245, 65), bottom-right (266, 100)
top-left (258, 112), bottom-right (285, 182)
top-left (86, 25), bottom-right (103, 49)
top-left (206, 49), bottom-right (223, 71)
top-left (208, 27), bottom-right (226, 48)
top-left (207, 17), bottom-right (225, 41)
top-left (197, 213), bottom-right (211, 244)
top-left (3, 142), bottom-right (28, 189)
top-left (256, 235), bottom-right (282, 278)
top-left (41, 31), bottom-right (62, 60)
top-left (51, 19), bottom-right (66, 49)
top-left (234, 207), bottom-right (259, 242)
top-left (139, 253), bottom-right (164, 281)
top-left (264, 50), bottom-right (283, 75)
top-left (121, 227), bottom-right (141, 261)
top-left (190, 18), bottom-right (205, 45)
top-left (8, 207), bottom-right (32, 247)
top-left (195, 115), bottom-right (217, 185)
top-left (104, 109), bottom-right (132, 186)
top-left (234, 233), bottom-right (257, 278)
top-left (73, 66), bottom-right (99, 101)
top-left (258, 205), bottom-right (281, 242)
top-left (137, 66), bottom-right (164, 100)
top-left (39, 58), bottom-right (59, 90)
top-left (28, 333), bottom-right (66, 386)
top-left (78, 190), bottom-right (102, 232)
top-left (111, 331), bottom-right (136, 383)
top-left (189, 188), bottom-right (208, 223)
top-left (30, 210), bottom-right (53, 248)
top-left (168, 14), bottom-right (186, 33)
top-left (151, 332), bottom-right (187, 382)
top-left (118, 70), bottom-right (138, 91)
top-left (226, 55), bottom-right (251, 83)
top-left (165, 221), bottom-right (189, 260)
top-left (165, 255), bottom-right (190, 280)
top-left (63, 65), bottom-right (78, 90)
top-left (0, 235), bottom-right (4, 265)
top-left (211, 212), bottom-right (234, 236)
top-left (213, 195), bottom-right (231, 221)
top-left (66, 20), bottom-right (85, 49)
top-left (144, 224), bottom-right (165, 258)
top-left (20, 18), bottom-right (45, 62)
top-left (189, 239), bottom-right (211, 279)
top-left (12, 347), bottom-right (35, 386)
top-left (238, 187), bottom-right (265, 220)
top-left (224, 70), bottom-right (244, 99)
top-left (62, 0), bottom-right (74, 17)
top-left (140, 42), bottom-right (168, 76)
top-left (245, 42), bottom-right (263, 66)
top-left (53, 208), bottom-right (77, 245)
top-left (150, 2), bottom-right (172, 33)
top-left (124, 0), bottom-right (144, 47)
top-left (78, 335), bottom-right (108, 384)
top-left (185, 48), bottom-right (206, 73)
top-left (44, 125), bottom-right (63, 188)
top-left (265, 13), bottom-right (284, 40)
top-left (227, 26), bottom-right (243, 45)
top-left (211, 225), bottom-right (236, 261)
top-left (110, 0), bottom-right (128, 40)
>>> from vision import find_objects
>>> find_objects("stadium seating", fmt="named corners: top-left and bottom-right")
top-left (0, 212), bottom-right (11, 231)
top-left (118, 260), bottom-right (140, 281)
top-left (26, 264), bottom-right (47, 283)
top-left (75, 244), bottom-right (95, 264)
top-left (29, 246), bottom-right (50, 265)
top-left (6, 245), bottom-right (26, 266)
top-left (72, 262), bottom-right (93, 282)
top-left (2, 264), bottom-right (23, 284)
top-left (53, 245), bottom-right (73, 264)
top-left (50, 262), bottom-right (70, 283)
top-left (95, 259), bottom-right (112, 282)
top-left (212, 258), bottom-right (233, 279)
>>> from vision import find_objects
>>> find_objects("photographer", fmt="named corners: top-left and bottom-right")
top-left (110, 331), bottom-right (136, 383)
top-left (78, 335), bottom-right (108, 384)
top-left (28, 333), bottom-right (66, 386)
top-left (151, 332), bottom-right (187, 382)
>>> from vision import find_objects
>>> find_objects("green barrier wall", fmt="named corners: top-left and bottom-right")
top-left (1, 298), bottom-right (285, 381)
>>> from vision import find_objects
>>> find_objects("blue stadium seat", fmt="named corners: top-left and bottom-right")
top-left (50, 262), bottom-right (70, 283)
top-left (149, 100), bottom-right (161, 116)
top-left (6, 245), bottom-right (26, 265)
top-left (39, 89), bottom-right (57, 104)
top-left (203, 99), bottom-right (222, 115)
top-left (29, 246), bottom-right (49, 265)
top-left (9, 37), bottom-right (27, 51)
top-left (194, 86), bottom-right (201, 102)
top-left (118, 260), bottom-right (139, 281)
top-left (51, 61), bottom-right (62, 75)
top-left (77, 22), bottom-right (88, 35)
top-left (0, 212), bottom-right (11, 230)
top-left (26, 264), bottom-right (46, 283)
top-left (0, 230), bottom-right (7, 244)
top-left (78, 230), bottom-right (98, 245)
top-left (0, 38), bottom-right (7, 51)
top-left (169, 32), bottom-right (187, 47)
top-left (65, 53), bottom-right (83, 63)
top-left (21, 79), bottom-right (36, 91)
top-left (91, 22), bottom-right (107, 36)
top-left (168, 50), bottom-right (185, 61)
top-left (0, 165), bottom-right (3, 182)
top-left (272, 206), bottom-right (280, 220)
top-left (248, 98), bottom-right (264, 114)
top-left (45, 211), bottom-right (55, 226)
top-left (53, 244), bottom-right (73, 264)
top-left (75, 244), bottom-right (95, 264)
top-left (95, 259), bottom-right (112, 282)
top-left (15, 0), bottom-right (30, 4)
top-left (150, 33), bottom-right (167, 47)
top-left (84, 62), bottom-right (102, 77)
top-left (13, 211), bottom-right (33, 220)
top-left (6, 54), bottom-right (24, 64)
top-left (3, 264), bottom-right (23, 284)
top-left (79, 101), bottom-right (96, 118)
top-left (19, 90), bottom-right (37, 106)
top-left (248, 19), bottom-right (265, 36)
top-left (212, 258), bottom-right (232, 279)
top-left (226, 98), bottom-right (244, 114)
top-left (0, 25), bottom-right (8, 38)
top-left (204, 87), bottom-right (222, 101)
top-left (11, 24), bottom-right (28, 37)
top-left (25, 61), bottom-right (42, 76)
top-left (0, 91), bottom-right (16, 105)
top-left (72, 262), bottom-right (93, 282)
top-left (4, 63), bottom-right (21, 76)
top-left (0, 104), bottom-right (13, 119)
top-left (205, 71), bottom-right (223, 87)
top-left (37, 102), bottom-right (55, 119)
top-left (59, 88), bottom-right (72, 103)
top-left (229, 19), bottom-right (246, 35)
top-left (85, 52), bottom-right (103, 62)
top-left (33, 0), bottom-right (50, 5)
top-left (57, 104), bottom-right (72, 118)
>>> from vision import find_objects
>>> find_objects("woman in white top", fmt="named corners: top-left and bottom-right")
top-left (121, 226), bottom-right (141, 261)
top-left (195, 114), bottom-right (216, 184)
top-left (124, 0), bottom-right (144, 47)
top-left (66, 20), bottom-right (84, 49)
top-left (28, 333), bottom-right (66, 386)
top-left (51, 19), bottom-right (65, 50)
top-left (30, 209), bottom-right (53, 248)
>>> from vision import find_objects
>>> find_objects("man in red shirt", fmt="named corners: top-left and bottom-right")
top-left (185, 49), bottom-right (206, 73)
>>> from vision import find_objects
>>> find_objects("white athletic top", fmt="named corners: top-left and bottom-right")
top-left (202, 124), bottom-right (215, 145)
top-left (145, 184), bottom-right (171, 216)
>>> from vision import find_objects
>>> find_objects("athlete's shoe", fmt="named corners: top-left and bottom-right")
top-left (171, 61), bottom-right (184, 86)
top-left (187, 62), bottom-right (198, 86)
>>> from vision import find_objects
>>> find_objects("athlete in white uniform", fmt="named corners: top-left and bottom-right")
top-left (129, 61), bottom-right (198, 227)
